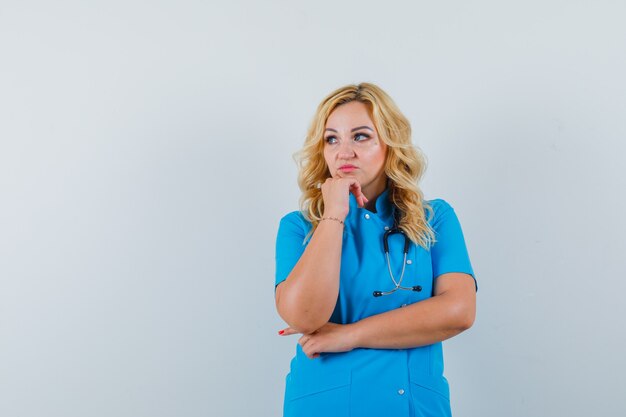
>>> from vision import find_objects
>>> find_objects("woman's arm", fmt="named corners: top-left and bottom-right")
top-left (348, 272), bottom-right (476, 349)
top-left (275, 178), bottom-right (368, 335)
top-left (281, 272), bottom-right (476, 358)
top-left (275, 217), bottom-right (345, 335)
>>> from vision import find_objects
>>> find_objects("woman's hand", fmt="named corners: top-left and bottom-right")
top-left (320, 178), bottom-right (368, 218)
top-left (278, 322), bottom-right (359, 359)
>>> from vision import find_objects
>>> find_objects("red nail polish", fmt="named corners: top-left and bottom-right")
top-left (278, 330), bottom-right (285, 335)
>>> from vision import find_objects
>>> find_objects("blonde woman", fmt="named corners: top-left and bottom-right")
top-left (274, 82), bottom-right (477, 417)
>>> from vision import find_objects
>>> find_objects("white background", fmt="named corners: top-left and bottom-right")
top-left (1, 1), bottom-right (625, 416)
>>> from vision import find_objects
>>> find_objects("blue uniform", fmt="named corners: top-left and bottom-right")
top-left (275, 187), bottom-right (476, 417)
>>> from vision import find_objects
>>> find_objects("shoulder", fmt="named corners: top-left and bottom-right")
top-left (276, 210), bottom-right (314, 246)
top-left (425, 198), bottom-right (453, 212)
top-left (278, 210), bottom-right (313, 234)
top-left (424, 198), bottom-right (454, 222)
top-left (279, 210), bottom-right (311, 226)
top-left (424, 198), bottom-right (468, 231)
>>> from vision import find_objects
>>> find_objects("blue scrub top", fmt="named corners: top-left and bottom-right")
top-left (275, 187), bottom-right (476, 417)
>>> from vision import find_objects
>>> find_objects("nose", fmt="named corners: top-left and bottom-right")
top-left (336, 139), bottom-right (356, 159)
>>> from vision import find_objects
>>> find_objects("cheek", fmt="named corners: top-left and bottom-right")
top-left (366, 148), bottom-right (386, 167)
top-left (323, 149), bottom-right (331, 165)
top-left (323, 149), bottom-right (334, 172)
top-left (377, 146), bottom-right (388, 166)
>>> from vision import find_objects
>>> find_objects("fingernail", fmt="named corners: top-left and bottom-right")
top-left (278, 330), bottom-right (285, 335)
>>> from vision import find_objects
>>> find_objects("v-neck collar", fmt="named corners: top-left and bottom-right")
top-left (348, 186), bottom-right (393, 219)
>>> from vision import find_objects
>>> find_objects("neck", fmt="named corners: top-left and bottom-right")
top-left (362, 177), bottom-right (388, 212)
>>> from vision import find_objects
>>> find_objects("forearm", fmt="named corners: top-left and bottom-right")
top-left (349, 292), bottom-right (475, 349)
top-left (276, 218), bottom-right (344, 334)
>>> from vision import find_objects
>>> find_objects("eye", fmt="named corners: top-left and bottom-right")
top-left (354, 133), bottom-right (371, 141)
top-left (325, 136), bottom-right (337, 144)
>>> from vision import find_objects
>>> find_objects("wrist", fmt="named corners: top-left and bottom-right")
top-left (346, 321), bottom-right (363, 350)
top-left (322, 209), bottom-right (347, 221)
top-left (320, 216), bottom-right (345, 227)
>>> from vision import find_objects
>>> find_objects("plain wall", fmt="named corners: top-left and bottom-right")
top-left (1, 1), bottom-right (625, 416)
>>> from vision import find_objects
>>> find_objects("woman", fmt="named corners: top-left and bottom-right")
top-left (274, 82), bottom-right (477, 417)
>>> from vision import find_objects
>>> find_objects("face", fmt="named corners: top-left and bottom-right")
top-left (323, 101), bottom-right (388, 198)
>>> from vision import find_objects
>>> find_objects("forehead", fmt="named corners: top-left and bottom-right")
top-left (325, 101), bottom-right (375, 130)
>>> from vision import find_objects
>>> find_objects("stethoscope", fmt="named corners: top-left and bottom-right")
top-left (373, 208), bottom-right (423, 297)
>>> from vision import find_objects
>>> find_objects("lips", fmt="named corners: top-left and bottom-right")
top-left (339, 165), bottom-right (357, 169)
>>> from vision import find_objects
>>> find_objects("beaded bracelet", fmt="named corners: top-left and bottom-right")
top-left (321, 216), bottom-right (344, 226)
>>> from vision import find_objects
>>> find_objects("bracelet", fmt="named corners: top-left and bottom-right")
top-left (321, 216), bottom-right (344, 226)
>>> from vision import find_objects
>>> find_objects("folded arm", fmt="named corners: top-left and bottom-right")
top-left (349, 272), bottom-right (476, 349)
top-left (282, 272), bottom-right (476, 359)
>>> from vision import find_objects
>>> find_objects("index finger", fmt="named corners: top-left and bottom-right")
top-left (348, 181), bottom-right (368, 206)
top-left (278, 327), bottom-right (299, 336)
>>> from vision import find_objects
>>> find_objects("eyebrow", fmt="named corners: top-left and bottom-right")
top-left (325, 126), bottom-right (374, 133)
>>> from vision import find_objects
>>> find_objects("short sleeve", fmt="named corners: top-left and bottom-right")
top-left (274, 211), bottom-right (311, 292)
top-left (430, 199), bottom-right (477, 291)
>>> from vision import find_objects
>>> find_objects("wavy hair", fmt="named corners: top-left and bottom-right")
top-left (293, 82), bottom-right (436, 249)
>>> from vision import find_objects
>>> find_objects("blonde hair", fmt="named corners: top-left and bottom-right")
top-left (293, 82), bottom-right (436, 249)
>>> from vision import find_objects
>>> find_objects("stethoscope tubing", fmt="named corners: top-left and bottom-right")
top-left (373, 211), bottom-right (423, 297)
